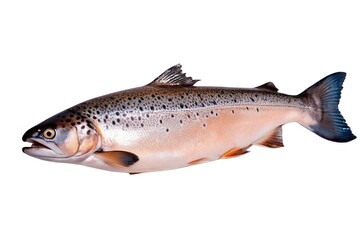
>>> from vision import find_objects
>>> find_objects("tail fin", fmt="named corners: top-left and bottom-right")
top-left (298, 72), bottom-right (356, 142)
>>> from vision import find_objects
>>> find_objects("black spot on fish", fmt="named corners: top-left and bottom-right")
top-left (171, 114), bottom-right (174, 118)
top-left (206, 115), bottom-right (209, 118)
top-left (181, 95), bottom-right (184, 99)
top-left (150, 106), bottom-right (154, 111)
top-left (232, 110), bottom-right (235, 114)
top-left (93, 116), bottom-right (97, 119)
top-left (131, 117), bottom-right (134, 121)
top-left (203, 124), bottom-right (206, 127)
top-left (77, 122), bottom-right (81, 125)
top-left (117, 118), bottom-right (120, 123)
top-left (234, 99), bottom-right (237, 103)
top-left (180, 120), bottom-right (183, 124)
top-left (162, 105), bottom-right (166, 109)
top-left (138, 99), bottom-right (142, 103)
top-left (98, 119), bottom-right (101, 123)
top-left (126, 123), bottom-right (129, 128)
top-left (105, 115), bottom-right (109, 119)
top-left (138, 116), bottom-right (141, 120)
top-left (87, 110), bottom-right (92, 114)
top-left (160, 119), bottom-right (163, 124)
top-left (168, 98), bottom-right (172, 102)
top-left (87, 130), bottom-right (91, 135)
top-left (255, 94), bottom-right (258, 98)
top-left (256, 108), bottom-right (259, 112)
top-left (250, 97), bottom-right (255, 102)
top-left (76, 116), bottom-right (81, 120)
top-left (146, 114), bottom-right (150, 118)
top-left (215, 113), bottom-right (218, 116)
top-left (196, 112), bottom-right (199, 116)
top-left (116, 112), bottom-right (120, 116)
top-left (71, 122), bottom-right (76, 126)
top-left (122, 105), bottom-right (126, 109)
top-left (139, 107), bottom-right (143, 111)
top-left (65, 119), bottom-right (71, 123)
top-left (112, 121), bottom-right (116, 125)
top-left (166, 128), bottom-right (169, 132)
top-left (179, 104), bottom-right (184, 109)
top-left (210, 111), bottom-right (214, 115)
top-left (104, 119), bottom-right (107, 123)
top-left (123, 113), bottom-right (127, 117)
top-left (151, 94), bottom-right (155, 98)
top-left (246, 107), bottom-right (249, 110)
top-left (187, 115), bottom-right (190, 118)
top-left (141, 123), bottom-right (144, 127)
top-left (81, 125), bottom-right (85, 129)
top-left (157, 96), bottom-right (161, 100)
top-left (62, 115), bottom-right (66, 119)
top-left (128, 97), bottom-right (132, 101)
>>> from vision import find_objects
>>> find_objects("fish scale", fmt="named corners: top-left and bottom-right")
top-left (22, 64), bottom-right (356, 173)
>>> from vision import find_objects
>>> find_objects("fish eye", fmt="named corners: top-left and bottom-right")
top-left (43, 128), bottom-right (56, 139)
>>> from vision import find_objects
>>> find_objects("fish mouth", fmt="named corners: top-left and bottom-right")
top-left (23, 139), bottom-right (51, 151)
top-left (22, 138), bottom-right (63, 159)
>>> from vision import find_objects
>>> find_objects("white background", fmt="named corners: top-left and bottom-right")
top-left (0, 1), bottom-right (359, 239)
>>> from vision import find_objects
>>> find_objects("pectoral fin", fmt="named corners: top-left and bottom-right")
top-left (94, 151), bottom-right (139, 167)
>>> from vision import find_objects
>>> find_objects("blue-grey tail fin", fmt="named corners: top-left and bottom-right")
top-left (299, 72), bottom-right (356, 142)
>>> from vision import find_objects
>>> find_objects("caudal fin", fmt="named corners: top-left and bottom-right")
top-left (298, 72), bottom-right (356, 142)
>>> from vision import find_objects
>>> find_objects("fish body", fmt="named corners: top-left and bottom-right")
top-left (22, 65), bottom-right (356, 173)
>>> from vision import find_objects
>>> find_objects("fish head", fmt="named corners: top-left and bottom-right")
top-left (22, 111), bottom-right (102, 163)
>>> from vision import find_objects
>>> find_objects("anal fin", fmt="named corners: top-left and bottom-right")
top-left (256, 126), bottom-right (284, 148)
top-left (94, 151), bottom-right (139, 167)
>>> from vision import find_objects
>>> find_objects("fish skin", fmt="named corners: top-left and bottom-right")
top-left (22, 65), bottom-right (356, 173)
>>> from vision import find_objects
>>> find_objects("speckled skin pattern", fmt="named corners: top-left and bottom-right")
top-left (50, 85), bottom-right (307, 172)
top-left (23, 65), bottom-right (355, 173)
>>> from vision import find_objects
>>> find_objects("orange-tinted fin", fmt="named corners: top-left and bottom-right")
top-left (220, 146), bottom-right (250, 159)
top-left (94, 151), bottom-right (139, 167)
top-left (256, 126), bottom-right (284, 148)
top-left (255, 82), bottom-right (278, 92)
top-left (188, 158), bottom-right (209, 165)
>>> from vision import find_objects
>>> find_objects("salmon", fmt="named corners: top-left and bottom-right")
top-left (22, 64), bottom-right (356, 173)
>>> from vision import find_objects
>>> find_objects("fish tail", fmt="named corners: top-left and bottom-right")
top-left (298, 72), bottom-right (356, 142)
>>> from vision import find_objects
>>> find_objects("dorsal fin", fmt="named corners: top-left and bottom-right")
top-left (255, 82), bottom-right (278, 92)
top-left (148, 64), bottom-right (199, 87)
top-left (256, 126), bottom-right (284, 148)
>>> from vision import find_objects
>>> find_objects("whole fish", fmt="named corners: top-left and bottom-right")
top-left (22, 65), bottom-right (356, 173)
